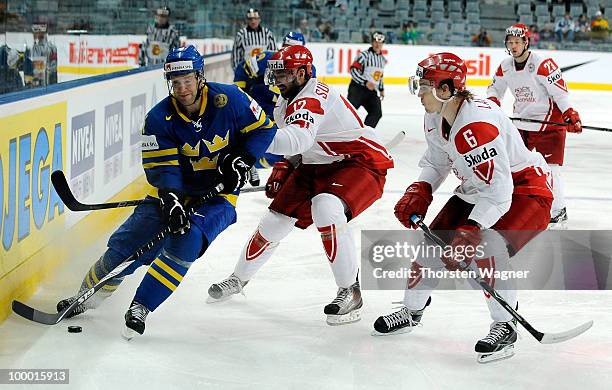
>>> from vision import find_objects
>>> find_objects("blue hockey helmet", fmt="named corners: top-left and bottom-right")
top-left (283, 31), bottom-right (306, 47)
top-left (164, 45), bottom-right (204, 80)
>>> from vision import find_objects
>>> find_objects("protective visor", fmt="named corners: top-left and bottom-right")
top-left (264, 67), bottom-right (296, 86)
top-left (408, 76), bottom-right (435, 95)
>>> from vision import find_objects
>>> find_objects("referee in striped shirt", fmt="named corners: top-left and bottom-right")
top-left (348, 31), bottom-right (387, 128)
top-left (231, 9), bottom-right (277, 70)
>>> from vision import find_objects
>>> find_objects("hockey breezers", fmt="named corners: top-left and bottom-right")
top-left (11, 183), bottom-right (224, 325)
top-left (410, 215), bottom-right (593, 344)
top-left (509, 117), bottom-right (611, 132)
top-left (231, 131), bottom-right (407, 195)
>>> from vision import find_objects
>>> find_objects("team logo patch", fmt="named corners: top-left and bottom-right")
top-left (214, 94), bottom-right (228, 108)
top-left (528, 63), bottom-right (535, 72)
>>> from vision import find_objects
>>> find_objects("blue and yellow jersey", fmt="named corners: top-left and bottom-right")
top-left (141, 82), bottom-right (276, 196)
top-left (234, 51), bottom-right (279, 117)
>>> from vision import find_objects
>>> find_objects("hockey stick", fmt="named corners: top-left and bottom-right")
top-left (410, 215), bottom-right (593, 344)
top-left (510, 117), bottom-right (612, 132)
top-left (11, 183), bottom-right (224, 325)
top-left (51, 170), bottom-right (157, 211)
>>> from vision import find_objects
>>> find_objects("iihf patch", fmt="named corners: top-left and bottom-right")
top-left (214, 94), bottom-right (228, 108)
top-left (528, 63), bottom-right (535, 72)
top-left (249, 99), bottom-right (263, 119)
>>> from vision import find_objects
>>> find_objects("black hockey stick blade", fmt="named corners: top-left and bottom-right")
top-left (410, 215), bottom-right (594, 344)
top-left (51, 170), bottom-right (155, 211)
top-left (12, 183), bottom-right (224, 325)
top-left (510, 117), bottom-right (612, 132)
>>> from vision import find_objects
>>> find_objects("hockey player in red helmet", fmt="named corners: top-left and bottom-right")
top-left (488, 23), bottom-right (582, 228)
top-left (208, 44), bottom-right (394, 326)
top-left (374, 52), bottom-right (553, 363)
top-left (264, 44), bottom-right (313, 100)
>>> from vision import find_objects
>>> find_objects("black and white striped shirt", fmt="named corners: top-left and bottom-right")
top-left (350, 47), bottom-right (387, 91)
top-left (140, 23), bottom-right (180, 65)
top-left (231, 26), bottom-right (277, 69)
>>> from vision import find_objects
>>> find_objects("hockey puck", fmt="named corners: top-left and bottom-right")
top-left (67, 325), bottom-right (82, 333)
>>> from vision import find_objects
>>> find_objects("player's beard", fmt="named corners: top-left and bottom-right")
top-left (278, 78), bottom-right (302, 101)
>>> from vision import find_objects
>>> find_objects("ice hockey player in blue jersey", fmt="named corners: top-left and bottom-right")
top-left (56, 45), bottom-right (276, 339)
top-left (233, 31), bottom-right (316, 182)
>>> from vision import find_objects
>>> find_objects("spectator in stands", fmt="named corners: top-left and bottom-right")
top-left (540, 23), bottom-right (555, 42)
top-left (401, 22), bottom-right (421, 45)
top-left (298, 0), bottom-right (319, 10)
top-left (297, 18), bottom-right (311, 41)
top-left (471, 27), bottom-right (492, 47)
top-left (315, 19), bottom-right (336, 42)
top-left (591, 10), bottom-right (609, 40)
top-left (529, 25), bottom-right (540, 48)
top-left (576, 14), bottom-right (591, 41)
top-left (555, 13), bottom-right (575, 42)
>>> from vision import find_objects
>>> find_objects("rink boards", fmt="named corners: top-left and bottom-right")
top-left (0, 52), bottom-right (232, 322)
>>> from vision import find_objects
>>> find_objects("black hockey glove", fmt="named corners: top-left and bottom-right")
top-left (218, 153), bottom-right (254, 193)
top-left (159, 190), bottom-right (190, 235)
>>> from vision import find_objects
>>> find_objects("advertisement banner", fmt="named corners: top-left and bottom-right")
top-left (309, 43), bottom-right (612, 90)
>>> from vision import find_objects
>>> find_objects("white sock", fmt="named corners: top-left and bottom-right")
top-left (233, 210), bottom-right (295, 281)
top-left (550, 164), bottom-right (566, 215)
top-left (312, 193), bottom-right (359, 288)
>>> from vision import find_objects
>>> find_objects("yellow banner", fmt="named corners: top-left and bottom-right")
top-left (0, 102), bottom-right (67, 320)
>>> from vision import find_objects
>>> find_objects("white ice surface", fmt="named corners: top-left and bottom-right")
top-left (1, 85), bottom-right (611, 390)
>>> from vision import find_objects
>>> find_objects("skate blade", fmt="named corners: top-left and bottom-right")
top-left (326, 309), bottom-right (361, 326)
top-left (476, 345), bottom-right (515, 364)
top-left (547, 220), bottom-right (568, 230)
top-left (371, 326), bottom-right (415, 337)
top-left (121, 326), bottom-right (140, 341)
top-left (206, 294), bottom-right (233, 304)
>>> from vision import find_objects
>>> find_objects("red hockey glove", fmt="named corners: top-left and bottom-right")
top-left (441, 224), bottom-right (481, 271)
top-left (394, 181), bottom-right (433, 229)
top-left (487, 96), bottom-right (501, 107)
top-left (562, 108), bottom-right (582, 134)
top-left (265, 160), bottom-right (294, 199)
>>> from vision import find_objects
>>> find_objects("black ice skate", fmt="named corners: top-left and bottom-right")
top-left (249, 165), bottom-right (260, 186)
top-left (548, 207), bottom-right (568, 230)
top-left (475, 320), bottom-right (518, 363)
top-left (122, 301), bottom-right (150, 340)
top-left (207, 273), bottom-right (248, 303)
top-left (371, 297), bottom-right (431, 336)
top-left (56, 289), bottom-right (102, 318)
top-left (324, 280), bottom-right (363, 325)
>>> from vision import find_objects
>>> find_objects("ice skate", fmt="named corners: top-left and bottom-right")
top-left (324, 280), bottom-right (363, 325)
top-left (122, 301), bottom-right (150, 340)
top-left (371, 297), bottom-right (431, 336)
top-left (248, 165), bottom-right (260, 186)
top-left (475, 320), bottom-right (518, 363)
top-left (548, 207), bottom-right (568, 230)
top-left (207, 273), bottom-right (248, 303)
top-left (56, 289), bottom-right (106, 318)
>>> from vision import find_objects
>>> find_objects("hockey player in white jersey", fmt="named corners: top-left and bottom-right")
top-left (208, 45), bottom-right (394, 325)
top-left (487, 24), bottom-right (582, 228)
top-left (372, 52), bottom-right (553, 363)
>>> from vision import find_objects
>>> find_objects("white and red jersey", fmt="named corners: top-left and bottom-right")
top-left (419, 97), bottom-right (552, 228)
top-left (267, 78), bottom-right (394, 169)
top-left (486, 52), bottom-right (572, 132)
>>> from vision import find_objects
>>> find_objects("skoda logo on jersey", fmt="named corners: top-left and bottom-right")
top-left (191, 117), bottom-right (203, 132)
top-left (547, 72), bottom-right (561, 84)
top-left (464, 146), bottom-right (498, 167)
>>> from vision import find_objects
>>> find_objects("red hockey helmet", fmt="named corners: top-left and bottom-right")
top-left (409, 52), bottom-right (467, 96)
top-left (505, 24), bottom-right (530, 54)
top-left (265, 45), bottom-right (313, 85)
